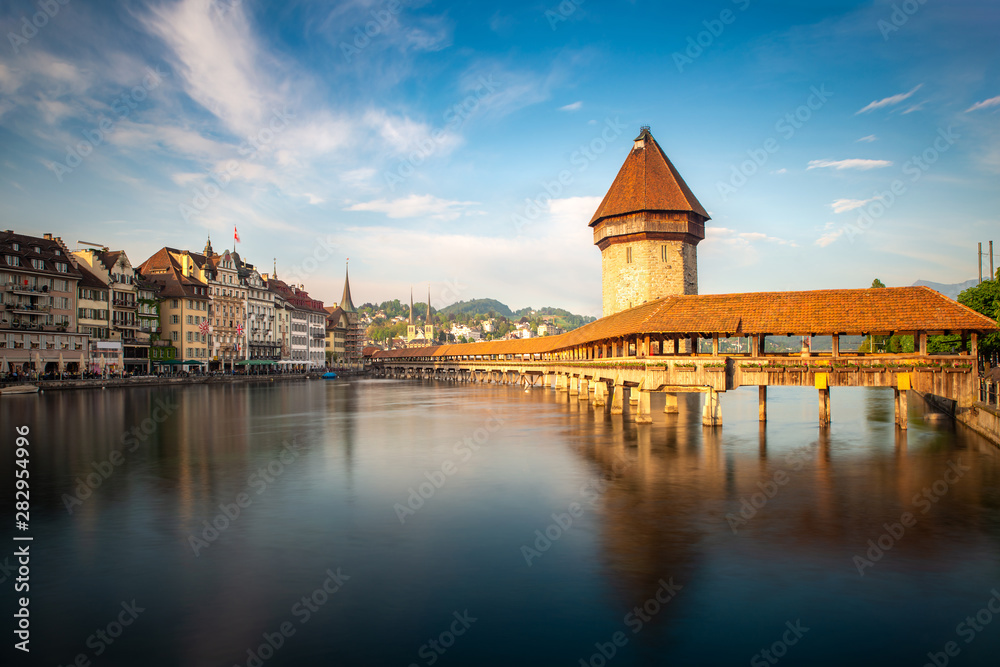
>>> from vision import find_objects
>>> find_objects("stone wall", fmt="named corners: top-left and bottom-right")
top-left (601, 239), bottom-right (698, 316)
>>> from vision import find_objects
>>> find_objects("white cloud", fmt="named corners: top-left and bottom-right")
top-left (770, 168), bottom-right (787, 175)
top-left (559, 101), bottom-right (583, 111)
top-left (855, 84), bottom-right (923, 114)
top-left (705, 227), bottom-right (797, 248)
top-left (807, 159), bottom-right (893, 171)
top-left (966, 95), bottom-right (1000, 112)
top-left (345, 194), bottom-right (481, 221)
top-left (815, 228), bottom-right (844, 247)
top-left (830, 197), bottom-right (878, 214)
top-left (857, 135), bottom-right (877, 143)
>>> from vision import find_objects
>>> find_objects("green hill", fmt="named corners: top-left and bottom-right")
top-left (437, 298), bottom-right (514, 319)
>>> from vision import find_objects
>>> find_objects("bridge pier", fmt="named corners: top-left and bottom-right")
top-left (594, 380), bottom-right (606, 407)
top-left (895, 389), bottom-right (908, 429)
top-left (556, 374), bottom-right (567, 392)
top-left (569, 376), bottom-right (580, 397)
top-left (578, 378), bottom-right (589, 401)
top-left (663, 392), bottom-right (678, 414)
top-left (759, 386), bottom-right (767, 422)
top-left (610, 383), bottom-right (625, 415)
top-left (634, 390), bottom-right (653, 424)
top-left (702, 388), bottom-right (722, 427)
top-left (818, 388), bottom-right (831, 427)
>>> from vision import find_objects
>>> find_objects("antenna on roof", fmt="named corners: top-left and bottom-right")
top-left (640, 125), bottom-right (651, 132)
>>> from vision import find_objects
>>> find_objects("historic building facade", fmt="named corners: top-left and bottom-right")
top-left (0, 231), bottom-right (87, 374)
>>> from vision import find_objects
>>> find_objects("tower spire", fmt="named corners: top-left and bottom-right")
top-left (427, 284), bottom-right (431, 322)
top-left (409, 288), bottom-right (414, 325)
top-left (340, 260), bottom-right (356, 313)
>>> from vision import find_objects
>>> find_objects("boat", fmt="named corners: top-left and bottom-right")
top-left (322, 372), bottom-right (338, 380)
top-left (0, 384), bottom-right (39, 395)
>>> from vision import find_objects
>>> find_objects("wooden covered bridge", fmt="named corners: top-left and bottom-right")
top-left (371, 285), bottom-right (999, 435)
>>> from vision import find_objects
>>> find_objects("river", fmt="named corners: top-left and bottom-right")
top-left (3, 379), bottom-right (1000, 666)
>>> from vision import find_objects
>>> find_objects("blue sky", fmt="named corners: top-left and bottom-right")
top-left (1, 0), bottom-right (998, 316)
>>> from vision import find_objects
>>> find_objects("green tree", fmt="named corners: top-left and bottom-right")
top-left (871, 278), bottom-right (886, 288)
top-left (928, 279), bottom-right (1000, 358)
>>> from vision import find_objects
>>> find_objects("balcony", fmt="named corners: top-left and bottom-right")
top-left (9, 304), bottom-right (50, 314)
top-left (4, 284), bottom-right (48, 295)
top-left (112, 298), bottom-right (137, 308)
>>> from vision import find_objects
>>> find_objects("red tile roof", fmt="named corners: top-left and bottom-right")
top-left (373, 286), bottom-right (998, 360)
top-left (589, 128), bottom-right (710, 225)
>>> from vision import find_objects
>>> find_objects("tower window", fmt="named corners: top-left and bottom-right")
top-left (661, 245), bottom-right (669, 262)
top-left (626, 247), bottom-right (633, 264)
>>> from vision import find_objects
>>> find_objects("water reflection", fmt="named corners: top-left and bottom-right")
top-left (2, 381), bottom-right (1000, 666)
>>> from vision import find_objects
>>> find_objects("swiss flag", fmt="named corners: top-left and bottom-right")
top-left (234, 226), bottom-right (241, 243)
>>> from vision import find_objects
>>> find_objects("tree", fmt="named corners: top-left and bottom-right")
top-left (925, 279), bottom-right (1000, 359)
top-left (871, 278), bottom-right (886, 288)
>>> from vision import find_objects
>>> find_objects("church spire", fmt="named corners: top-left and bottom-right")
top-left (409, 287), bottom-right (414, 325)
top-left (204, 235), bottom-right (214, 257)
top-left (427, 285), bottom-right (431, 322)
top-left (340, 260), bottom-right (356, 313)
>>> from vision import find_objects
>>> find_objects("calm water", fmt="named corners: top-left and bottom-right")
top-left (3, 379), bottom-right (1000, 666)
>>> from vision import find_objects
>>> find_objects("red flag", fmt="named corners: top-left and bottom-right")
top-left (234, 226), bottom-right (241, 243)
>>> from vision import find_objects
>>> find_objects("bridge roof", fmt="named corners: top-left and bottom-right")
top-left (372, 286), bottom-right (997, 359)
top-left (589, 127), bottom-right (710, 225)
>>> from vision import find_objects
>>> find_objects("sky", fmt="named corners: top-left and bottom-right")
top-left (0, 0), bottom-right (998, 317)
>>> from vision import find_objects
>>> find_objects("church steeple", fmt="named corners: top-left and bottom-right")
top-left (340, 261), bottom-right (356, 313)
top-left (204, 235), bottom-right (214, 257)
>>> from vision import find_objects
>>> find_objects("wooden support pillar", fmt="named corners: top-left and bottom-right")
top-left (578, 378), bottom-right (589, 401)
top-left (750, 335), bottom-right (759, 358)
top-left (758, 386), bottom-right (767, 422)
top-left (831, 335), bottom-right (840, 358)
top-left (691, 334), bottom-right (699, 355)
top-left (594, 381), bottom-right (606, 407)
top-left (663, 392), bottom-right (678, 414)
top-left (702, 389), bottom-right (722, 427)
top-left (895, 388), bottom-right (908, 429)
top-left (818, 387), bottom-right (831, 426)
top-left (971, 333), bottom-right (978, 360)
top-left (712, 334), bottom-right (719, 356)
top-left (634, 391), bottom-right (653, 424)
top-left (918, 332), bottom-right (927, 356)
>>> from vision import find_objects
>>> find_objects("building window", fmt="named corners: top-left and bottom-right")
top-left (661, 245), bottom-right (669, 262)
top-left (6, 255), bottom-right (20, 266)
top-left (626, 247), bottom-right (633, 264)
top-left (171, 331), bottom-right (179, 342)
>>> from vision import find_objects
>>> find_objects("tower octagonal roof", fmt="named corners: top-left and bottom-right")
top-left (589, 127), bottom-right (710, 226)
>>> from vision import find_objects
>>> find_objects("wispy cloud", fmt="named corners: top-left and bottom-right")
top-left (855, 84), bottom-right (923, 114)
top-left (807, 159), bottom-right (893, 171)
top-left (345, 194), bottom-right (480, 221)
top-left (815, 227), bottom-right (844, 247)
top-left (829, 197), bottom-right (878, 214)
top-left (559, 101), bottom-right (582, 111)
top-left (966, 95), bottom-right (1000, 112)
top-left (857, 135), bottom-right (877, 143)
top-left (705, 227), bottom-right (797, 248)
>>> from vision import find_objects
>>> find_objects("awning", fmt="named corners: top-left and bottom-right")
top-left (157, 359), bottom-right (187, 366)
top-left (235, 360), bottom-right (276, 366)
